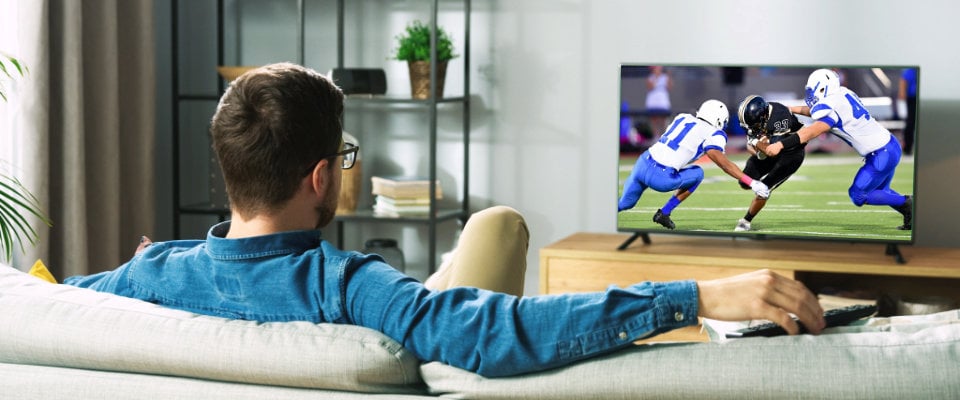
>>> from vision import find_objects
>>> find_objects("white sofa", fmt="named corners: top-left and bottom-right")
top-left (2, 264), bottom-right (959, 399)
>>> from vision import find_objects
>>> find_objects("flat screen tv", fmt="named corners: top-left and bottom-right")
top-left (617, 64), bottom-right (918, 261)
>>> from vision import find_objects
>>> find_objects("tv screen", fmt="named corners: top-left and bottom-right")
top-left (617, 64), bottom-right (917, 247)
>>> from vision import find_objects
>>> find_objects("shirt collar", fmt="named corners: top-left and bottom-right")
top-left (205, 221), bottom-right (323, 260)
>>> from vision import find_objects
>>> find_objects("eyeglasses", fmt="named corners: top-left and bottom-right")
top-left (304, 142), bottom-right (359, 175)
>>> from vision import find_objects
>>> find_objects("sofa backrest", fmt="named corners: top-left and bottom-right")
top-left (0, 265), bottom-right (425, 394)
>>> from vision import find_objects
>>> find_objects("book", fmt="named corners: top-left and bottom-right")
top-left (373, 195), bottom-right (431, 217)
top-left (375, 195), bottom-right (430, 207)
top-left (373, 205), bottom-right (430, 217)
top-left (370, 176), bottom-right (442, 200)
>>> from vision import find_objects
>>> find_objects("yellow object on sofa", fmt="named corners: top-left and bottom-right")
top-left (28, 259), bottom-right (56, 283)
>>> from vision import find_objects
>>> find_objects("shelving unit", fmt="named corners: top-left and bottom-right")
top-left (171, 0), bottom-right (471, 273)
top-left (171, 0), bottom-right (226, 240)
top-left (332, 0), bottom-right (471, 273)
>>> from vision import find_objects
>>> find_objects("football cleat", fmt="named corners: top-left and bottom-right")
top-left (895, 195), bottom-right (913, 230)
top-left (734, 218), bottom-right (752, 232)
top-left (653, 209), bottom-right (675, 230)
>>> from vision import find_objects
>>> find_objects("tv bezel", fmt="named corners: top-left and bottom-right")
top-left (616, 63), bottom-right (919, 250)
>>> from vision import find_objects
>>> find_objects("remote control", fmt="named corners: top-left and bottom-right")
top-left (725, 303), bottom-right (877, 338)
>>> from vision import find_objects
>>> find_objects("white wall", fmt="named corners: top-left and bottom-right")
top-left (155, 0), bottom-right (960, 296)
top-left (479, 0), bottom-right (960, 294)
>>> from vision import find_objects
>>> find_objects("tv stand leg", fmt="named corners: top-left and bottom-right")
top-left (885, 243), bottom-right (906, 264)
top-left (617, 233), bottom-right (651, 250)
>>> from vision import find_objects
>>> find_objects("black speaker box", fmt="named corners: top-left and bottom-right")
top-left (722, 67), bottom-right (745, 86)
top-left (331, 68), bottom-right (387, 95)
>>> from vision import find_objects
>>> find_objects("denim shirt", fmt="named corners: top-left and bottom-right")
top-left (65, 221), bottom-right (700, 377)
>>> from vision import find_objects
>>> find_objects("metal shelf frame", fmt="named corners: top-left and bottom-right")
top-left (171, 0), bottom-right (472, 273)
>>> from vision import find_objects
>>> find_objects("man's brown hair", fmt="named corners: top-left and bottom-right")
top-left (210, 63), bottom-right (344, 219)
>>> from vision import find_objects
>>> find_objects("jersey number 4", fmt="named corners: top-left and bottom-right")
top-left (845, 93), bottom-right (871, 120)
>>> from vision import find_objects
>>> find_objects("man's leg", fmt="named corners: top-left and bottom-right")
top-left (424, 206), bottom-right (529, 296)
top-left (739, 151), bottom-right (802, 230)
top-left (618, 154), bottom-right (651, 212)
top-left (850, 138), bottom-right (904, 207)
top-left (652, 166), bottom-right (703, 229)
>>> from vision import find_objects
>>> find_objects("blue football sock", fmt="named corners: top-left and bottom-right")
top-left (865, 190), bottom-right (906, 207)
top-left (662, 196), bottom-right (682, 215)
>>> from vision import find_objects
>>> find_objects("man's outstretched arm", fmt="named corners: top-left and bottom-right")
top-left (345, 259), bottom-right (824, 377)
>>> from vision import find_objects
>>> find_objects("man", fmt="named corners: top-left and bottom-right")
top-left (64, 63), bottom-right (823, 378)
top-left (733, 95), bottom-right (806, 232)
top-left (898, 67), bottom-right (918, 156)
top-left (618, 99), bottom-right (771, 230)
top-left (760, 69), bottom-right (912, 230)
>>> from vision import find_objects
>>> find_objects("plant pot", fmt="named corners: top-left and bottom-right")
top-left (407, 61), bottom-right (447, 100)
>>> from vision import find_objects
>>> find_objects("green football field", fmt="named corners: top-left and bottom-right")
top-left (617, 152), bottom-right (914, 242)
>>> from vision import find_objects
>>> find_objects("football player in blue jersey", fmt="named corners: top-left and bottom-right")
top-left (760, 69), bottom-right (912, 230)
top-left (618, 99), bottom-right (770, 230)
top-left (733, 95), bottom-right (807, 232)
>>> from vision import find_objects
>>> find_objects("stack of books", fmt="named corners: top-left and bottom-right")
top-left (371, 176), bottom-right (442, 217)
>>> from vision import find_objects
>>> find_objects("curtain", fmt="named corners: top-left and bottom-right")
top-left (1, 0), bottom-right (155, 278)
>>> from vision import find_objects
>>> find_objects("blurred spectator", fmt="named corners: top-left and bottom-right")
top-left (645, 66), bottom-right (672, 137)
top-left (898, 68), bottom-right (917, 155)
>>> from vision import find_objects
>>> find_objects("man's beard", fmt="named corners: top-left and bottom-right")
top-left (315, 179), bottom-right (339, 229)
top-left (315, 203), bottom-right (335, 230)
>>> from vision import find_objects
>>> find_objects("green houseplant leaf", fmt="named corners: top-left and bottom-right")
top-left (0, 173), bottom-right (51, 262)
top-left (0, 53), bottom-right (27, 102)
top-left (393, 20), bottom-right (457, 62)
top-left (0, 54), bottom-right (51, 263)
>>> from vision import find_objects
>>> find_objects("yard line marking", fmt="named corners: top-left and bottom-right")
top-left (621, 207), bottom-right (897, 214)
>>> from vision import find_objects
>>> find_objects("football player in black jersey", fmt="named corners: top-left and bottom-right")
top-left (734, 95), bottom-right (806, 231)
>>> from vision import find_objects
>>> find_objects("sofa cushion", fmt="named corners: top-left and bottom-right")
top-left (0, 362), bottom-right (433, 400)
top-left (421, 310), bottom-right (960, 399)
top-left (0, 265), bottom-right (425, 394)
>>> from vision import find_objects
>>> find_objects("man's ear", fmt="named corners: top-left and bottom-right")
top-left (307, 158), bottom-right (331, 197)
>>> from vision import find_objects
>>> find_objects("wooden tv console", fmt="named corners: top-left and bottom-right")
top-left (539, 232), bottom-right (960, 343)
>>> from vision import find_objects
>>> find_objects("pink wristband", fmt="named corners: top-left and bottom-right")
top-left (739, 175), bottom-right (753, 186)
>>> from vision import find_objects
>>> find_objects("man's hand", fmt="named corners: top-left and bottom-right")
top-left (750, 180), bottom-right (770, 199)
top-left (754, 136), bottom-right (769, 149)
top-left (746, 136), bottom-right (768, 160)
top-left (697, 269), bottom-right (825, 335)
top-left (755, 136), bottom-right (785, 157)
top-left (762, 141), bottom-right (784, 157)
top-left (135, 236), bottom-right (153, 255)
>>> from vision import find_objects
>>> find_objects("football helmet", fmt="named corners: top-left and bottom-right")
top-left (805, 68), bottom-right (841, 108)
top-left (696, 99), bottom-right (729, 130)
top-left (738, 95), bottom-right (770, 137)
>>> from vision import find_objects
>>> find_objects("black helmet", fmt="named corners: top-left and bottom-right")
top-left (737, 95), bottom-right (770, 136)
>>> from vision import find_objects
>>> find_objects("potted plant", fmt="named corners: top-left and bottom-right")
top-left (0, 53), bottom-right (51, 263)
top-left (392, 20), bottom-right (457, 99)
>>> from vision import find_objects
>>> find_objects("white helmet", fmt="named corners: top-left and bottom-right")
top-left (696, 99), bottom-right (729, 130)
top-left (805, 68), bottom-right (841, 108)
